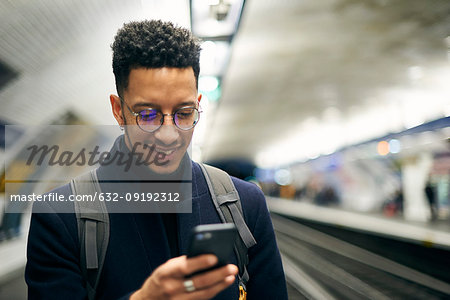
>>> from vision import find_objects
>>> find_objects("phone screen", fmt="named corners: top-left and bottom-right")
top-left (187, 223), bottom-right (237, 274)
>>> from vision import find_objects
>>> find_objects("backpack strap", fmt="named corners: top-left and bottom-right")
top-left (199, 163), bottom-right (257, 292)
top-left (70, 169), bottom-right (109, 300)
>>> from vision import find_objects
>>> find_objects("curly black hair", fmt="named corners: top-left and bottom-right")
top-left (111, 20), bottom-right (201, 97)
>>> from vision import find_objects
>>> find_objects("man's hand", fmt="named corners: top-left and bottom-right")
top-left (130, 255), bottom-right (238, 300)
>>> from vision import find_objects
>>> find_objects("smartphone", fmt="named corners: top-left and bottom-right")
top-left (187, 223), bottom-right (237, 275)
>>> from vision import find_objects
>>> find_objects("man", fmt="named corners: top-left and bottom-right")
top-left (25, 20), bottom-right (287, 299)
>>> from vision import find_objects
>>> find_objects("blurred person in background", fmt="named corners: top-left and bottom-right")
top-left (425, 179), bottom-right (437, 221)
top-left (25, 20), bottom-right (287, 300)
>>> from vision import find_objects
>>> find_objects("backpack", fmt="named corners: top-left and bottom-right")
top-left (70, 163), bottom-right (257, 300)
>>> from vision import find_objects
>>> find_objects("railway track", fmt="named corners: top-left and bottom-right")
top-left (272, 214), bottom-right (450, 299)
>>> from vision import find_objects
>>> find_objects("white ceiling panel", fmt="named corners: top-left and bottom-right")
top-left (203, 0), bottom-right (450, 164)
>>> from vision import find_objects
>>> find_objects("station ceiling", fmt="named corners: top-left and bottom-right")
top-left (0, 0), bottom-right (449, 166)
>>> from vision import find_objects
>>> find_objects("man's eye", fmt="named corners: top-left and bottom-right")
top-left (176, 109), bottom-right (194, 118)
top-left (178, 112), bottom-right (192, 118)
top-left (139, 110), bottom-right (159, 121)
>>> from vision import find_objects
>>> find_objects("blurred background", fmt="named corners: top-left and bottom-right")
top-left (0, 0), bottom-right (449, 299)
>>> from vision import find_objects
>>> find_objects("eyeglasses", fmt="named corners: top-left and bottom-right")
top-left (120, 98), bottom-right (201, 133)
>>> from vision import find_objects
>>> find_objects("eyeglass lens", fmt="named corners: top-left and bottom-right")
top-left (137, 107), bottom-right (199, 132)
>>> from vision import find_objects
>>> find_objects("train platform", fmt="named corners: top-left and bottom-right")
top-left (268, 199), bottom-right (450, 299)
top-left (267, 197), bottom-right (450, 250)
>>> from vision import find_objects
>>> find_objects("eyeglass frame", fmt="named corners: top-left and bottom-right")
top-left (119, 97), bottom-right (202, 133)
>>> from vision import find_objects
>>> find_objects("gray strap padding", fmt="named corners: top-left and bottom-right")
top-left (228, 203), bottom-right (256, 248)
top-left (199, 163), bottom-right (257, 290)
top-left (242, 268), bottom-right (250, 288)
top-left (221, 204), bottom-right (250, 277)
top-left (200, 164), bottom-right (256, 248)
top-left (71, 170), bottom-right (108, 221)
top-left (85, 221), bottom-right (98, 269)
top-left (199, 164), bottom-right (227, 223)
top-left (216, 192), bottom-right (238, 204)
top-left (70, 169), bottom-right (109, 300)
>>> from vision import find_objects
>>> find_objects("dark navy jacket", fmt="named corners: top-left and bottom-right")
top-left (25, 161), bottom-right (287, 299)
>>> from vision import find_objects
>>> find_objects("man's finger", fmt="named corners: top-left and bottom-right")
top-left (183, 274), bottom-right (236, 300)
top-left (159, 255), bottom-right (218, 278)
top-left (189, 264), bottom-right (238, 290)
top-left (167, 264), bottom-right (238, 296)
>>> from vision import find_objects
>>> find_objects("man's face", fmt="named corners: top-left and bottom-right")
top-left (110, 67), bottom-right (200, 174)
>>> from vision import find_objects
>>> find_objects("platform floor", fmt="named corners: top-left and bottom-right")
top-left (0, 269), bottom-right (26, 300)
top-left (267, 197), bottom-right (450, 250)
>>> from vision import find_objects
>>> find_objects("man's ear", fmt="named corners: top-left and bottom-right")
top-left (110, 95), bottom-right (124, 126)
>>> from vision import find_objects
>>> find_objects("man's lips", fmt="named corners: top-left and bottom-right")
top-left (156, 148), bottom-right (176, 155)
top-left (154, 146), bottom-right (182, 160)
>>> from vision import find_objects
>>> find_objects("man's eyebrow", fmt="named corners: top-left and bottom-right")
top-left (133, 102), bottom-right (160, 110)
top-left (177, 101), bottom-right (197, 107)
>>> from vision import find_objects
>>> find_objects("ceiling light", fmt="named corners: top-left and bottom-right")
top-left (190, 0), bottom-right (245, 39)
top-left (199, 76), bottom-right (219, 92)
top-left (389, 139), bottom-right (401, 154)
top-left (200, 40), bottom-right (230, 76)
top-left (377, 141), bottom-right (389, 156)
top-left (274, 169), bottom-right (292, 186)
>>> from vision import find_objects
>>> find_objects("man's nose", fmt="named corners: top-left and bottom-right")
top-left (154, 115), bottom-right (179, 146)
